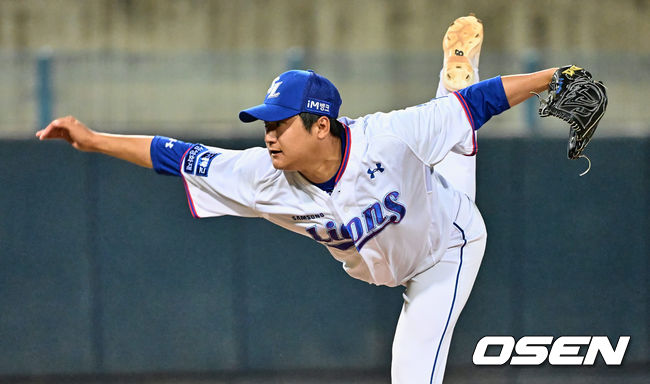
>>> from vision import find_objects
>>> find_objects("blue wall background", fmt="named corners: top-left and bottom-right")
top-left (0, 138), bottom-right (647, 380)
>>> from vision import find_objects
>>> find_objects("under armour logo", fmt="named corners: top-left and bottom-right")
top-left (367, 163), bottom-right (385, 179)
top-left (561, 65), bottom-right (583, 77)
top-left (165, 139), bottom-right (176, 149)
top-left (267, 76), bottom-right (282, 98)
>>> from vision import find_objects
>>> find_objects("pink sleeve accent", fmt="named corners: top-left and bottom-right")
top-left (452, 92), bottom-right (478, 156)
top-left (179, 147), bottom-right (200, 218)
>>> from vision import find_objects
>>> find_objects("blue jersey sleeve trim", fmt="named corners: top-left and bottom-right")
top-left (150, 136), bottom-right (195, 176)
top-left (454, 76), bottom-right (510, 130)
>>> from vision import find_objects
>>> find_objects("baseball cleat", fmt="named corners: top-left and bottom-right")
top-left (442, 13), bottom-right (483, 91)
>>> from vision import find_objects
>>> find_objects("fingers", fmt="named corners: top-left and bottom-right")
top-left (36, 126), bottom-right (52, 140)
top-left (37, 127), bottom-right (74, 145)
top-left (36, 127), bottom-right (58, 140)
top-left (36, 116), bottom-right (77, 140)
top-left (36, 123), bottom-right (57, 140)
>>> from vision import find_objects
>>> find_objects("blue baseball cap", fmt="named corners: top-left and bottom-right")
top-left (239, 70), bottom-right (342, 123)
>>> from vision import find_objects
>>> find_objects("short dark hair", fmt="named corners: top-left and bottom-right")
top-left (299, 112), bottom-right (344, 139)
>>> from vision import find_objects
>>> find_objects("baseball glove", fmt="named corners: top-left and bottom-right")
top-left (537, 65), bottom-right (608, 175)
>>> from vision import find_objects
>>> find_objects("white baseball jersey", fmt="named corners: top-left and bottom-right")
top-left (150, 77), bottom-right (509, 287)
top-left (434, 67), bottom-right (480, 200)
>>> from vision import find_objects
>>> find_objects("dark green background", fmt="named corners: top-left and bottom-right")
top-left (0, 138), bottom-right (647, 379)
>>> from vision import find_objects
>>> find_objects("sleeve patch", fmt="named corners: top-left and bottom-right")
top-left (183, 144), bottom-right (208, 174)
top-left (196, 151), bottom-right (221, 177)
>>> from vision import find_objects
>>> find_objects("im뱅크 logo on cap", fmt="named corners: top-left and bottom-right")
top-left (305, 98), bottom-right (331, 114)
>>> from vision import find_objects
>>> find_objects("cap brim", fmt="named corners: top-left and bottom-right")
top-left (239, 104), bottom-right (301, 123)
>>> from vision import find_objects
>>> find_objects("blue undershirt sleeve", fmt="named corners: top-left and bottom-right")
top-left (454, 76), bottom-right (511, 130)
top-left (150, 136), bottom-right (195, 176)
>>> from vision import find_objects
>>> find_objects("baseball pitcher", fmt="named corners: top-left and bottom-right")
top-left (36, 15), bottom-right (606, 384)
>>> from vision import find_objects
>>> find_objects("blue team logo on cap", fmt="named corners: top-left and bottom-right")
top-left (239, 70), bottom-right (342, 123)
top-left (267, 77), bottom-right (283, 99)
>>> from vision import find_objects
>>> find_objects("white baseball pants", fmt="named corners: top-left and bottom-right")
top-left (391, 197), bottom-right (487, 384)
